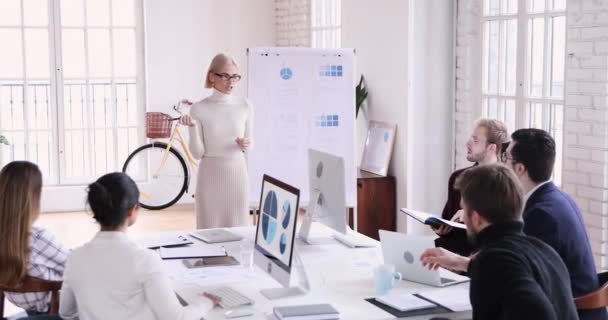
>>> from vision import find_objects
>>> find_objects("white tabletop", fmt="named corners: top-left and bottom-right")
top-left (149, 224), bottom-right (473, 320)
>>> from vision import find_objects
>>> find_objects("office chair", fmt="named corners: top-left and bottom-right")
top-left (574, 272), bottom-right (608, 309)
top-left (0, 277), bottom-right (62, 318)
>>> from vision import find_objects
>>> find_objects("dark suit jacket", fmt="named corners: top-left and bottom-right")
top-left (469, 221), bottom-right (579, 320)
top-left (435, 166), bottom-right (475, 256)
top-left (524, 182), bottom-right (606, 320)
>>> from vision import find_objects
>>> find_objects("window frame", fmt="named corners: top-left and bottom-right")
top-left (0, 0), bottom-right (146, 186)
top-left (480, 0), bottom-right (566, 185)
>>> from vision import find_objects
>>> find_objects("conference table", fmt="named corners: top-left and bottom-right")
top-left (147, 223), bottom-right (473, 320)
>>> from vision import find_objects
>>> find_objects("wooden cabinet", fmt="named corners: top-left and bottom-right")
top-left (349, 170), bottom-right (396, 240)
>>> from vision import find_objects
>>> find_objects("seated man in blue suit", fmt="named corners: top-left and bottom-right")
top-left (421, 128), bottom-right (605, 320)
top-left (503, 128), bottom-right (606, 320)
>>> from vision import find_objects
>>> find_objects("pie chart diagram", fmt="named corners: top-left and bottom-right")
top-left (281, 200), bottom-right (291, 229)
top-left (279, 233), bottom-right (288, 254)
top-left (280, 67), bottom-right (293, 80)
top-left (262, 190), bottom-right (278, 244)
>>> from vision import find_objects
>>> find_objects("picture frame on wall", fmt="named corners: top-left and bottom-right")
top-left (360, 120), bottom-right (396, 176)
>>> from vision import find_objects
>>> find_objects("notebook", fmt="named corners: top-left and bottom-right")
top-left (189, 229), bottom-right (243, 243)
top-left (376, 289), bottom-right (437, 312)
top-left (273, 304), bottom-right (339, 320)
top-left (400, 208), bottom-right (466, 229)
top-left (159, 245), bottom-right (226, 260)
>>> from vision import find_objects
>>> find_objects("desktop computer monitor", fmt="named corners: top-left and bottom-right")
top-left (254, 174), bottom-right (307, 299)
top-left (299, 149), bottom-right (347, 244)
top-left (300, 149), bottom-right (375, 248)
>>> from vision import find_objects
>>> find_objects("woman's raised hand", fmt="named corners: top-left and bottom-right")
top-left (235, 137), bottom-right (252, 151)
top-left (179, 115), bottom-right (195, 127)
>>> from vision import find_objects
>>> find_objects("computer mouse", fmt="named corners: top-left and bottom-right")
top-left (224, 308), bottom-right (254, 318)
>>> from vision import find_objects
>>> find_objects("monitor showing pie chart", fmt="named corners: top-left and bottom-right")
top-left (262, 190), bottom-right (278, 244)
top-left (279, 233), bottom-right (288, 254)
top-left (281, 200), bottom-right (291, 229)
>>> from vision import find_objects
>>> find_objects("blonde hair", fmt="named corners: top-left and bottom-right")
top-left (475, 118), bottom-right (510, 156)
top-left (205, 53), bottom-right (238, 88)
top-left (0, 161), bottom-right (42, 287)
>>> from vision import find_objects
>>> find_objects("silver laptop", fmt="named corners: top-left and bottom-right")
top-left (189, 229), bottom-right (243, 243)
top-left (379, 230), bottom-right (469, 287)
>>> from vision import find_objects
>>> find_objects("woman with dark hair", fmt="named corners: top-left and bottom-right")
top-left (0, 161), bottom-right (68, 316)
top-left (59, 172), bottom-right (217, 320)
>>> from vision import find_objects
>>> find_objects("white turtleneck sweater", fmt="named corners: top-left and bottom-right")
top-left (188, 89), bottom-right (252, 159)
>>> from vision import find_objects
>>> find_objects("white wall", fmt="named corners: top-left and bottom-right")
top-left (342, 0), bottom-right (410, 231)
top-left (42, 0), bottom-right (275, 212)
top-left (342, 0), bottom-right (454, 233)
top-left (405, 0), bottom-right (455, 234)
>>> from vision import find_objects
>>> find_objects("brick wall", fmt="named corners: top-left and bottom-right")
top-left (455, 0), bottom-right (608, 269)
top-left (563, 0), bottom-right (608, 269)
top-left (275, 0), bottom-right (311, 46)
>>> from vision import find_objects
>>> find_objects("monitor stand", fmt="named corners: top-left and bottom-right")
top-left (260, 253), bottom-right (310, 300)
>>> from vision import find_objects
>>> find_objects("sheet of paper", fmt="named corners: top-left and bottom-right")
top-left (376, 288), bottom-right (436, 312)
top-left (159, 245), bottom-right (226, 259)
top-left (138, 235), bottom-right (192, 249)
top-left (416, 285), bottom-right (472, 312)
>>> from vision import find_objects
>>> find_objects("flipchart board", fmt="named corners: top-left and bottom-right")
top-left (247, 47), bottom-right (356, 207)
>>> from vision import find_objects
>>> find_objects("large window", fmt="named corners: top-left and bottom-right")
top-left (0, 0), bottom-right (144, 185)
top-left (481, 0), bottom-right (565, 185)
top-left (311, 0), bottom-right (341, 48)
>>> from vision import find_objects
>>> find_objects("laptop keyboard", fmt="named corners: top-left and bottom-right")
top-left (440, 277), bottom-right (456, 284)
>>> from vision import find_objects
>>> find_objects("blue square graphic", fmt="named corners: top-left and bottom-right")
top-left (337, 65), bottom-right (342, 71)
top-left (333, 121), bottom-right (338, 126)
top-left (325, 71), bottom-right (330, 76)
top-left (331, 72), bottom-right (336, 76)
top-left (321, 122), bottom-right (327, 127)
top-left (331, 65), bottom-right (337, 71)
top-left (332, 115), bottom-right (338, 120)
top-left (337, 71), bottom-right (343, 77)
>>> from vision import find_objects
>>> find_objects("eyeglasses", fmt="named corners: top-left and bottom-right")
top-left (500, 152), bottom-right (515, 163)
top-left (214, 73), bottom-right (242, 82)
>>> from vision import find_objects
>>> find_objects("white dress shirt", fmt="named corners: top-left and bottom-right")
top-left (524, 180), bottom-right (551, 204)
top-left (59, 231), bottom-right (213, 320)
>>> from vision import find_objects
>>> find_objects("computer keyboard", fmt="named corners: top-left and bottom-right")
top-left (206, 286), bottom-right (254, 309)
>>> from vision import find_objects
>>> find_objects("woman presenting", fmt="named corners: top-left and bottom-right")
top-left (180, 53), bottom-right (253, 229)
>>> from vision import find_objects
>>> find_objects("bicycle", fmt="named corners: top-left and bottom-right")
top-left (122, 102), bottom-right (198, 210)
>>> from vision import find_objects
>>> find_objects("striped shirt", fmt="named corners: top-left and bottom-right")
top-left (6, 225), bottom-right (68, 312)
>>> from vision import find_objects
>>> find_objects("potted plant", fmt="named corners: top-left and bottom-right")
top-left (356, 75), bottom-right (368, 118)
top-left (0, 134), bottom-right (10, 165)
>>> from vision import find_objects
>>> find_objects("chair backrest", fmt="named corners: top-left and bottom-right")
top-left (574, 272), bottom-right (608, 310)
top-left (0, 277), bottom-right (62, 317)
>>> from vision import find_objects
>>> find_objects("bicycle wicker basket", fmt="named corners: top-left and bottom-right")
top-left (145, 112), bottom-right (172, 138)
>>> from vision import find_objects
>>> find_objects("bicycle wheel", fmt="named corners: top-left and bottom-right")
top-left (122, 142), bottom-right (189, 210)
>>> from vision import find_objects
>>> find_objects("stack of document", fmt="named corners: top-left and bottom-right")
top-left (139, 235), bottom-right (193, 249)
top-left (159, 245), bottom-right (226, 260)
top-left (274, 304), bottom-right (340, 320)
top-left (375, 288), bottom-right (436, 312)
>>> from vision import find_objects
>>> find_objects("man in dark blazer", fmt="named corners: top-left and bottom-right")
top-left (434, 118), bottom-right (509, 256)
top-left (422, 164), bottom-right (578, 320)
top-left (504, 128), bottom-right (606, 320)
